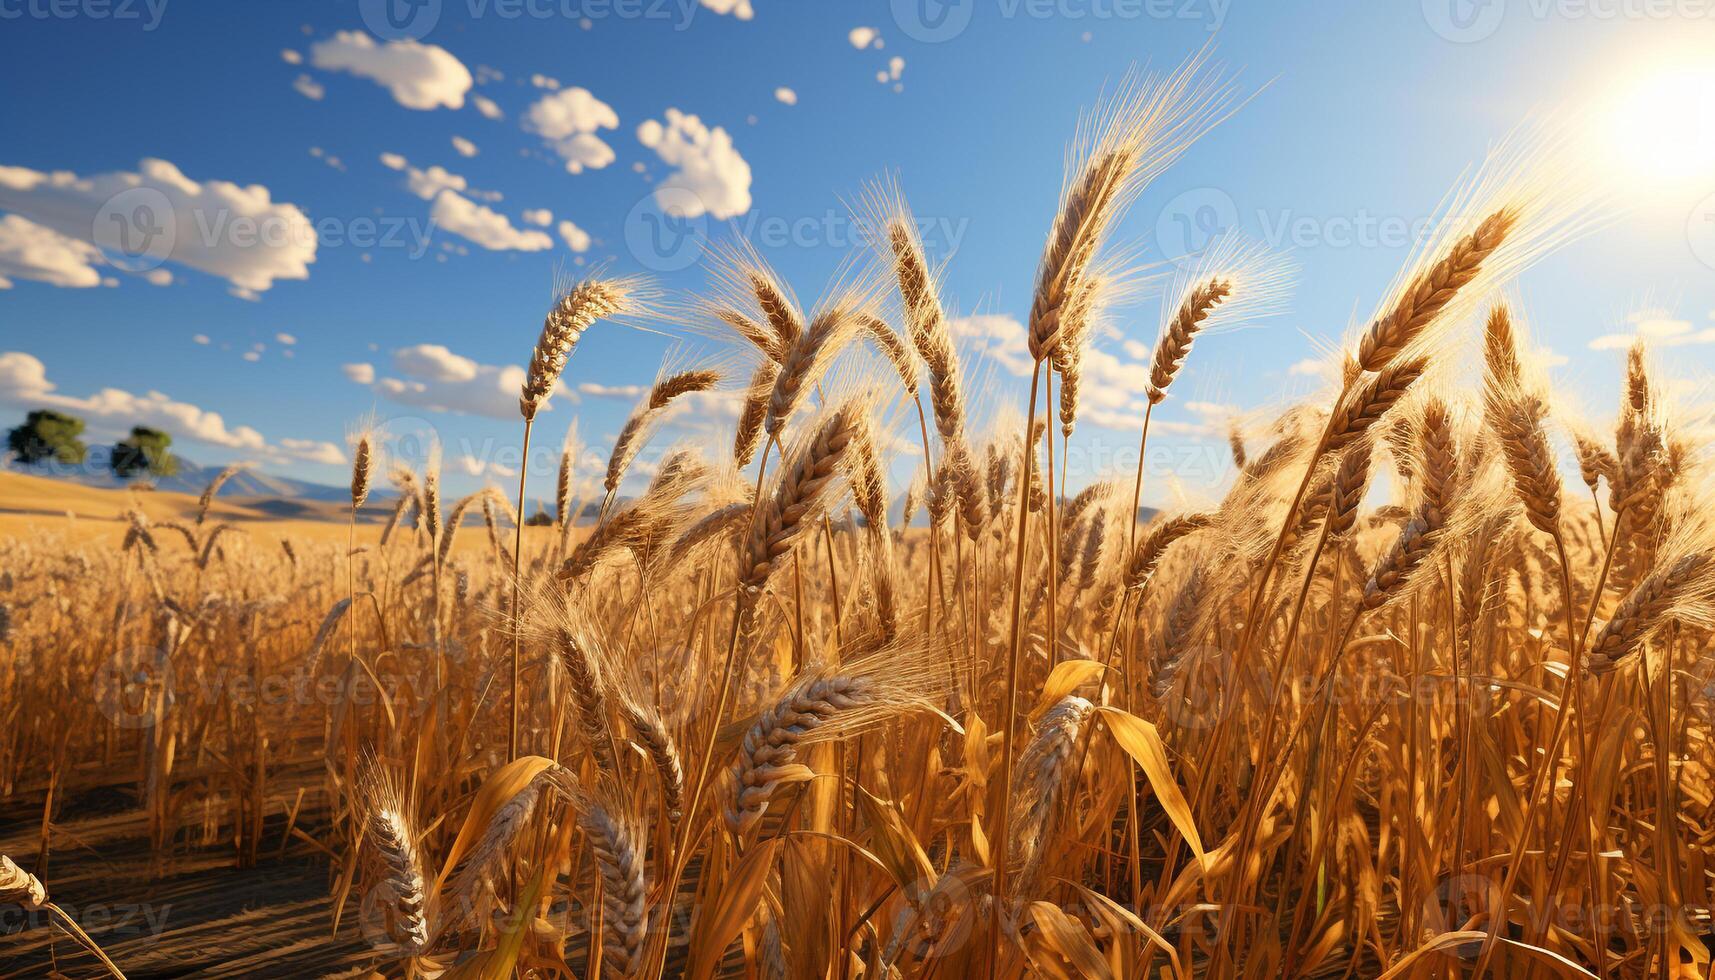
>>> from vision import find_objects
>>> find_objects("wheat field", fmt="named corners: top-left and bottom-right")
top-left (3, 52), bottom-right (1714, 980)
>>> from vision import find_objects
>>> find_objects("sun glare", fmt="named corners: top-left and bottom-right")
top-left (1600, 62), bottom-right (1715, 185)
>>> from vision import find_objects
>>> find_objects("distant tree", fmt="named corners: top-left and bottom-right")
top-left (525, 505), bottom-right (554, 527)
top-left (111, 427), bottom-right (178, 480)
top-left (6, 410), bottom-right (88, 466)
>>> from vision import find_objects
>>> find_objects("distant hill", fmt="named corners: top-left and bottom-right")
top-left (8, 457), bottom-right (364, 502)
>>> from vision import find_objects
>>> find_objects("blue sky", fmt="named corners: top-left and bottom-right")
top-left (2, 0), bottom-right (1712, 506)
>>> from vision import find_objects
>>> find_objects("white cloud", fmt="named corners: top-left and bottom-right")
top-left (402, 162), bottom-right (468, 200)
top-left (281, 49), bottom-right (303, 65)
top-left (887, 56), bottom-right (905, 81)
top-left (1288, 358), bottom-right (1323, 376)
top-left (279, 438), bottom-right (345, 466)
top-left (242, 351), bottom-right (261, 362)
top-left (456, 454), bottom-right (517, 479)
top-left (1589, 308), bottom-right (1715, 350)
top-left (472, 94), bottom-right (503, 120)
top-left (363, 343), bottom-right (556, 419)
top-left (521, 208), bottom-right (552, 226)
top-left (774, 86), bottom-right (797, 106)
top-left (531, 74), bottom-right (561, 90)
top-left (557, 219), bottom-right (591, 252)
top-left (635, 108), bottom-right (752, 219)
top-left (192, 334), bottom-right (210, 345)
top-left (429, 190), bottom-right (553, 251)
top-left (849, 27), bottom-right (879, 49)
top-left (394, 343), bottom-right (476, 382)
top-left (0, 350), bottom-right (267, 451)
top-left (309, 31), bottom-right (472, 111)
top-left (308, 146), bottom-right (345, 171)
top-left (0, 158), bottom-right (315, 294)
top-left (293, 74), bottom-right (325, 100)
top-left (275, 332), bottom-right (297, 345)
top-left (451, 135), bottom-right (478, 158)
top-left (949, 314), bottom-right (1032, 377)
top-left (379, 152), bottom-right (407, 171)
top-left (342, 362), bottom-right (375, 384)
top-left (578, 381), bottom-right (646, 399)
top-left (523, 87), bottom-right (619, 174)
top-left (700, 0), bottom-right (754, 19)
top-left (0, 214), bottom-right (104, 288)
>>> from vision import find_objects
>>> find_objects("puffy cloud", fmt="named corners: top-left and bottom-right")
top-left (451, 135), bottom-right (478, 158)
top-left (402, 163), bottom-right (468, 200)
top-left (362, 343), bottom-right (555, 419)
top-left (700, 0), bottom-right (754, 19)
top-left (279, 438), bottom-right (344, 465)
top-left (472, 94), bottom-right (503, 120)
top-left (144, 268), bottom-right (173, 286)
top-left (293, 74), bottom-right (325, 100)
top-left (342, 362), bottom-right (375, 384)
top-left (309, 31), bottom-right (472, 111)
top-left (0, 158), bottom-right (315, 294)
top-left (886, 56), bottom-right (905, 81)
top-left (557, 219), bottom-right (591, 252)
top-left (429, 190), bottom-right (553, 251)
top-left (531, 74), bottom-right (561, 90)
top-left (281, 49), bottom-right (303, 65)
top-left (1288, 358), bottom-right (1323, 376)
top-left (394, 343), bottom-right (476, 382)
top-left (578, 381), bottom-right (646, 399)
top-left (1588, 308), bottom-right (1715, 350)
top-left (521, 208), bottom-right (552, 226)
top-left (635, 109), bottom-right (752, 219)
top-left (0, 214), bottom-right (104, 288)
top-left (192, 334), bottom-right (210, 345)
top-left (242, 351), bottom-right (261, 362)
top-left (456, 454), bottom-right (517, 479)
top-left (774, 86), bottom-right (797, 106)
top-left (0, 350), bottom-right (267, 451)
top-left (949, 314), bottom-right (1032, 377)
top-left (849, 26), bottom-right (879, 48)
top-left (379, 152), bottom-right (407, 171)
top-left (523, 87), bottom-right (619, 174)
top-left (275, 332), bottom-right (297, 345)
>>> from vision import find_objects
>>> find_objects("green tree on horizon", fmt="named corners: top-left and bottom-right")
top-left (6, 409), bottom-right (89, 466)
top-left (111, 427), bottom-right (179, 480)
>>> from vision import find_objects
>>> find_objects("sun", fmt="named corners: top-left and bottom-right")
top-left (1599, 61), bottom-right (1715, 185)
